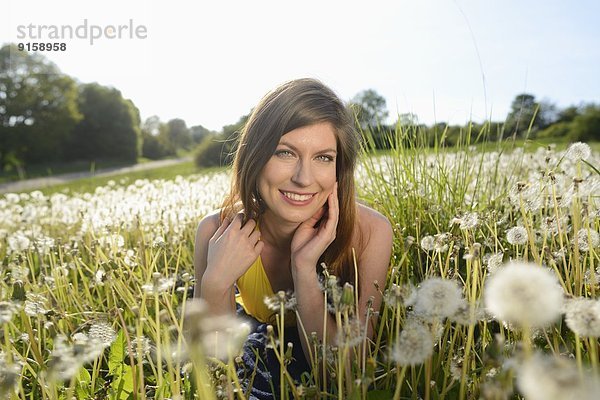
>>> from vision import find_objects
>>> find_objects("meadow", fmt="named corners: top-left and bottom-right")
top-left (0, 128), bottom-right (599, 400)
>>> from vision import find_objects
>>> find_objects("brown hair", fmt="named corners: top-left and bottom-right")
top-left (221, 78), bottom-right (361, 284)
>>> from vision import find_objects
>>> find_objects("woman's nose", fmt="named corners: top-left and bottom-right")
top-left (291, 160), bottom-right (314, 186)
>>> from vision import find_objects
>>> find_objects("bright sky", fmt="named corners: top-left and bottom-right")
top-left (3, 0), bottom-right (599, 131)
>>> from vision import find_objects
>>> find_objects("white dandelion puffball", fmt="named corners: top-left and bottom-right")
top-left (577, 229), bottom-right (600, 252)
top-left (565, 142), bottom-right (591, 161)
top-left (420, 235), bottom-right (435, 251)
top-left (390, 319), bottom-right (434, 366)
top-left (565, 298), bottom-right (600, 338)
top-left (413, 277), bottom-right (464, 319)
top-left (517, 352), bottom-right (600, 400)
top-left (506, 226), bottom-right (528, 245)
top-left (484, 262), bottom-right (564, 328)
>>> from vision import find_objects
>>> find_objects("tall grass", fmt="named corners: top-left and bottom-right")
top-left (0, 124), bottom-right (598, 399)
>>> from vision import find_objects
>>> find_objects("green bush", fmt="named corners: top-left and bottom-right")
top-left (193, 134), bottom-right (233, 168)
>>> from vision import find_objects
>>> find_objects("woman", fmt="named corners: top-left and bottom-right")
top-left (193, 78), bottom-right (393, 397)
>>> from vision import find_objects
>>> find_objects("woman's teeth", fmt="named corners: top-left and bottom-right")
top-left (282, 192), bottom-right (314, 201)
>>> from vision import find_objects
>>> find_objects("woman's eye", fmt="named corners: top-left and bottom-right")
top-left (275, 150), bottom-right (294, 158)
top-left (316, 155), bottom-right (335, 162)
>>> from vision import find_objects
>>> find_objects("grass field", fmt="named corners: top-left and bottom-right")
top-left (0, 130), bottom-right (599, 399)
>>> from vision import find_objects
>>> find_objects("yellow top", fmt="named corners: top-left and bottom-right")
top-left (236, 254), bottom-right (297, 326)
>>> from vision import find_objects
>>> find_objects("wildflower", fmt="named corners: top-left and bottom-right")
top-left (577, 229), bottom-right (599, 252)
top-left (97, 233), bottom-right (125, 249)
top-left (484, 261), bottom-right (563, 328)
top-left (413, 278), bottom-right (464, 320)
top-left (433, 233), bottom-right (451, 253)
top-left (47, 335), bottom-right (82, 381)
top-left (420, 235), bottom-right (435, 251)
top-left (152, 235), bottom-right (166, 248)
top-left (263, 290), bottom-right (297, 312)
top-left (183, 299), bottom-right (250, 361)
top-left (506, 226), bottom-right (528, 245)
top-left (335, 317), bottom-right (365, 348)
top-left (509, 182), bottom-right (543, 212)
top-left (451, 212), bottom-right (479, 230)
top-left (564, 298), bottom-right (600, 337)
top-left (123, 249), bottom-right (137, 267)
top-left (0, 302), bottom-right (21, 325)
top-left (565, 142), bottom-right (591, 161)
top-left (0, 352), bottom-right (21, 397)
top-left (142, 272), bottom-right (175, 294)
top-left (485, 252), bottom-right (504, 274)
top-left (390, 319), bottom-right (434, 366)
top-left (451, 299), bottom-right (486, 325)
top-left (7, 232), bottom-right (31, 253)
top-left (24, 293), bottom-right (49, 317)
top-left (127, 336), bottom-right (152, 358)
top-left (88, 322), bottom-right (117, 347)
top-left (517, 352), bottom-right (600, 400)
top-left (383, 283), bottom-right (416, 309)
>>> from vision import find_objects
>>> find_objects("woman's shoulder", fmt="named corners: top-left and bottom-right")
top-left (195, 209), bottom-right (222, 241)
top-left (356, 203), bottom-right (392, 235)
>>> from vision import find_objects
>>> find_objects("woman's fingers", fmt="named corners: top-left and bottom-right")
top-left (210, 216), bottom-right (231, 241)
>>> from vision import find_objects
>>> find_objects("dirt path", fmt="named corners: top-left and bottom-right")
top-left (0, 157), bottom-right (192, 194)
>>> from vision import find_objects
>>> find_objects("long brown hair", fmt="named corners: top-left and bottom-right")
top-left (221, 78), bottom-right (361, 284)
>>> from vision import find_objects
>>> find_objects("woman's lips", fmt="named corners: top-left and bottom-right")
top-left (279, 190), bottom-right (316, 205)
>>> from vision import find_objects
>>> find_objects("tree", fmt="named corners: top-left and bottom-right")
top-left (190, 124), bottom-right (212, 144)
top-left (0, 44), bottom-right (82, 167)
top-left (141, 116), bottom-right (174, 159)
top-left (166, 118), bottom-right (191, 151)
top-left (504, 93), bottom-right (552, 137)
top-left (194, 114), bottom-right (249, 168)
top-left (66, 83), bottom-right (141, 162)
top-left (569, 104), bottom-right (600, 142)
top-left (349, 89), bottom-right (389, 130)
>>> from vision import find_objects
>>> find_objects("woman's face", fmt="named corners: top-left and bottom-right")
top-left (258, 122), bottom-right (338, 225)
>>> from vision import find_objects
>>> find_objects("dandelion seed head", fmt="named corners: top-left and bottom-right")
top-left (263, 291), bottom-right (297, 312)
top-left (142, 273), bottom-right (174, 294)
top-left (577, 229), bottom-right (599, 252)
top-left (413, 278), bottom-right (464, 320)
top-left (0, 352), bottom-right (21, 396)
top-left (564, 298), bottom-right (600, 338)
top-left (335, 317), bottom-right (365, 348)
top-left (420, 235), bottom-right (435, 251)
top-left (24, 293), bottom-right (49, 317)
top-left (506, 226), bottom-right (528, 245)
top-left (88, 322), bottom-right (117, 347)
top-left (517, 352), bottom-right (600, 400)
top-left (485, 252), bottom-right (504, 274)
top-left (383, 283), bottom-right (416, 309)
top-left (484, 262), bottom-right (564, 327)
top-left (390, 319), bottom-right (434, 366)
top-left (565, 142), bottom-right (591, 161)
top-left (0, 301), bottom-right (21, 325)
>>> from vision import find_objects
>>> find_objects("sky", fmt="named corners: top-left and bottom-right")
top-left (3, 0), bottom-right (600, 132)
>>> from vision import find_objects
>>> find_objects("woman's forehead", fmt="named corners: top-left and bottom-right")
top-left (278, 122), bottom-right (337, 150)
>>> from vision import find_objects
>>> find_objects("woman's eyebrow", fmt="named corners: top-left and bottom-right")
top-left (278, 141), bottom-right (337, 154)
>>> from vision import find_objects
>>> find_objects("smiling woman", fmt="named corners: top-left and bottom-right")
top-left (192, 78), bottom-right (393, 399)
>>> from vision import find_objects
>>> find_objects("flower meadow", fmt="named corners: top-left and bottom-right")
top-left (0, 137), bottom-right (599, 399)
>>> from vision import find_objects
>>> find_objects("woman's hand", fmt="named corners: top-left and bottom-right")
top-left (204, 213), bottom-right (264, 288)
top-left (291, 182), bottom-right (339, 272)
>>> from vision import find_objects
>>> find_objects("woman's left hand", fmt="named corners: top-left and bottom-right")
top-left (291, 182), bottom-right (339, 273)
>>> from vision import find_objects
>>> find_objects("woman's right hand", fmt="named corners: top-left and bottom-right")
top-left (204, 213), bottom-right (264, 289)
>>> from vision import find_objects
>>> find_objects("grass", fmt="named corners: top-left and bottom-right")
top-left (0, 125), bottom-right (599, 399)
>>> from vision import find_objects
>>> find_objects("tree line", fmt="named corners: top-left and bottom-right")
top-left (2, 43), bottom-right (598, 173)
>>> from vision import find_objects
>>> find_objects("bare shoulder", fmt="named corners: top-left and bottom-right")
top-left (356, 203), bottom-right (393, 243)
top-left (195, 209), bottom-right (222, 244)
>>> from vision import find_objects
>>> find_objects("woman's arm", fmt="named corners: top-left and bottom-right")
top-left (291, 189), bottom-right (393, 359)
top-left (193, 211), bottom-right (264, 316)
